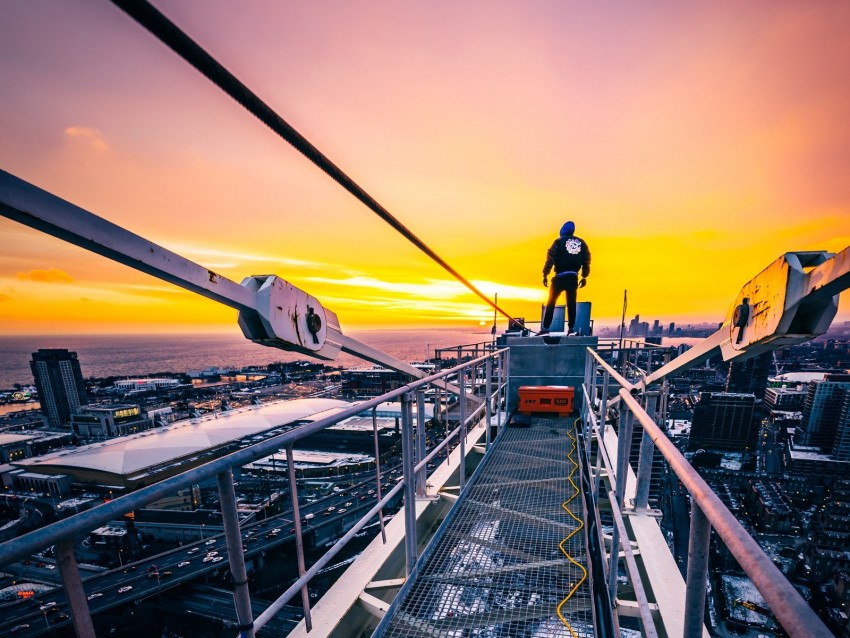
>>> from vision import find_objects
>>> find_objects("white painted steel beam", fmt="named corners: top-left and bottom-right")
top-left (0, 169), bottom-right (460, 389)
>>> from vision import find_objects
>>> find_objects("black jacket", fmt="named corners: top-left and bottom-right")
top-left (543, 234), bottom-right (591, 277)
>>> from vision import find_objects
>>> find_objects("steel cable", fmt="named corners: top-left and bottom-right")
top-left (111, 0), bottom-right (524, 327)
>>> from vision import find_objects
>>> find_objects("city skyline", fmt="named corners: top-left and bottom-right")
top-left (2, 2), bottom-right (850, 335)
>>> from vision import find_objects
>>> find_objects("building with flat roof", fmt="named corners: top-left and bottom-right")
top-left (70, 404), bottom-right (154, 439)
top-left (113, 378), bottom-right (181, 392)
top-left (0, 433), bottom-right (36, 463)
top-left (688, 392), bottom-right (757, 451)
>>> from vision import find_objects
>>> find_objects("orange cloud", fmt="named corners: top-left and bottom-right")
top-left (64, 126), bottom-right (108, 151)
top-left (16, 268), bottom-right (74, 283)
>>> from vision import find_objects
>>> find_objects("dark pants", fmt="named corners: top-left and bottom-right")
top-left (543, 273), bottom-right (578, 331)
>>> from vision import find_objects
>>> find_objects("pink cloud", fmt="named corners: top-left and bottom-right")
top-left (64, 125), bottom-right (108, 151)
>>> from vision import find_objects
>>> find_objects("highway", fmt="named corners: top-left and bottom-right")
top-left (0, 472), bottom-right (402, 637)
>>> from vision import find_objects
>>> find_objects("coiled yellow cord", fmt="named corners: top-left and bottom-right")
top-left (556, 418), bottom-right (588, 637)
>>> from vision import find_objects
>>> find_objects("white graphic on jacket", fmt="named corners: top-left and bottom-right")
top-left (564, 238), bottom-right (582, 255)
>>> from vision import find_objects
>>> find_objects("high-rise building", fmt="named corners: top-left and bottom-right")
top-left (726, 352), bottom-right (772, 399)
top-left (688, 392), bottom-right (757, 451)
top-left (799, 375), bottom-right (850, 453)
top-left (833, 394), bottom-right (850, 463)
top-left (30, 348), bottom-right (88, 427)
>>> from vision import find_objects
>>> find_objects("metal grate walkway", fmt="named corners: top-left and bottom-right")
top-left (376, 415), bottom-right (592, 637)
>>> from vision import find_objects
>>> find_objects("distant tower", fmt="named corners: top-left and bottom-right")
top-left (30, 348), bottom-right (88, 427)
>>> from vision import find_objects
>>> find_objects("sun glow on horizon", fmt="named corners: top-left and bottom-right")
top-left (1, 2), bottom-right (849, 336)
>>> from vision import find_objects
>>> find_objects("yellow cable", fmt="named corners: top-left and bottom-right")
top-left (556, 417), bottom-right (588, 637)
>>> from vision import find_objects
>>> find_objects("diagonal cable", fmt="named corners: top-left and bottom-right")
top-left (110, 0), bottom-right (522, 326)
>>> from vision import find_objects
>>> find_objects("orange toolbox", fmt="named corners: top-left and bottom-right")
top-left (518, 385), bottom-right (574, 415)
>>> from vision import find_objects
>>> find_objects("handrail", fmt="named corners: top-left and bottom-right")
top-left (586, 348), bottom-right (635, 393)
top-left (0, 349), bottom-right (505, 568)
top-left (615, 387), bottom-right (832, 637)
top-left (254, 366), bottom-right (507, 633)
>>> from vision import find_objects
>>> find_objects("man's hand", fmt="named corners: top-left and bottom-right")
top-left (543, 275), bottom-right (548, 288)
top-left (578, 277), bottom-right (586, 288)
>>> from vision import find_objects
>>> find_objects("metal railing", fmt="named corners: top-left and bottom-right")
top-left (581, 346), bottom-right (833, 638)
top-left (0, 349), bottom-right (508, 638)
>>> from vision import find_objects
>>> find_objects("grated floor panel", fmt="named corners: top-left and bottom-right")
top-left (377, 416), bottom-right (592, 638)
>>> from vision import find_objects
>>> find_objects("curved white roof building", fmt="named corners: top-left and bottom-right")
top-left (13, 398), bottom-right (350, 490)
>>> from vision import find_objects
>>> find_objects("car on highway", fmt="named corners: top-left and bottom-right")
top-left (202, 555), bottom-right (216, 563)
top-left (39, 602), bottom-right (57, 611)
top-left (118, 586), bottom-right (133, 594)
top-left (86, 593), bottom-right (103, 601)
top-left (10, 624), bottom-right (30, 633)
top-left (177, 561), bottom-right (191, 567)
top-left (206, 550), bottom-right (219, 556)
top-left (52, 613), bottom-right (69, 624)
top-left (271, 528), bottom-right (281, 534)
top-left (211, 556), bottom-right (224, 563)
top-left (338, 508), bottom-right (347, 514)
top-left (345, 502), bottom-right (353, 507)
top-left (45, 564), bottom-right (55, 569)
top-left (204, 539), bottom-right (216, 545)
top-left (187, 547), bottom-right (201, 554)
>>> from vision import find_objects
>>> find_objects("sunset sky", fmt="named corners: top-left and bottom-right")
top-left (1, 1), bottom-right (849, 336)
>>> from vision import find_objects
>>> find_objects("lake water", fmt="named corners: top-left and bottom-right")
top-left (0, 328), bottom-right (494, 389)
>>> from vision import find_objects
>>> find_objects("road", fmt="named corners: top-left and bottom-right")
top-left (0, 472), bottom-right (399, 637)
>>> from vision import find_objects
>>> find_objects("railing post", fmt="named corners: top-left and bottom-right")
top-left (593, 439), bottom-right (604, 502)
top-left (485, 355), bottom-right (493, 449)
top-left (400, 391), bottom-right (418, 575)
top-left (496, 350), bottom-right (503, 431)
top-left (371, 406), bottom-right (387, 543)
top-left (607, 496), bottom-right (621, 604)
top-left (684, 502), bottom-right (711, 638)
top-left (586, 351), bottom-right (597, 454)
top-left (416, 388), bottom-right (427, 498)
top-left (284, 446), bottom-right (312, 631)
top-left (615, 408), bottom-right (634, 508)
top-left (634, 392), bottom-right (658, 511)
top-left (459, 366), bottom-right (467, 489)
top-left (599, 370), bottom-right (610, 434)
top-left (620, 345), bottom-right (629, 378)
top-left (56, 540), bottom-right (96, 638)
top-left (217, 468), bottom-right (256, 638)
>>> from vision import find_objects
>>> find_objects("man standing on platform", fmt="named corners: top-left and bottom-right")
top-left (540, 220), bottom-right (591, 335)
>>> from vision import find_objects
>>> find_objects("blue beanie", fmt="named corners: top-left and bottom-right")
top-left (560, 221), bottom-right (575, 236)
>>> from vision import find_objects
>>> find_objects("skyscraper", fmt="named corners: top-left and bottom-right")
top-left (833, 395), bottom-right (850, 463)
top-left (30, 348), bottom-right (88, 427)
top-left (799, 375), bottom-right (850, 453)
